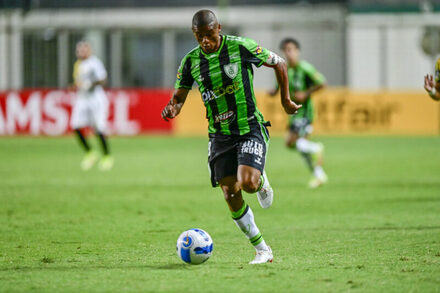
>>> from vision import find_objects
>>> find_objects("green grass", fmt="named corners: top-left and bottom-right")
top-left (0, 136), bottom-right (439, 292)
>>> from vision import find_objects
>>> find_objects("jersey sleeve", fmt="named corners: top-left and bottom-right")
top-left (435, 58), bottom-right (440, 83)
top-left (92, 57), bottom-right (107, 81)
top-left (240, 37), bottom-right (271, 68)
top-left (174, 56), bottom-right (194, 89)
top-left (301, 61), bottom-right (326, 86)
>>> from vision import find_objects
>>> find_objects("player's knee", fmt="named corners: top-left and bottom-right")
top-left (221, 186), bottom-right (234, 201)
top-left (239, 176), bottom-right (259, 193)
top-left (220, 183), bottom-right (238, 202)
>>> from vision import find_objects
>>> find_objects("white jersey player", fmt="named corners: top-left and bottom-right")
top-left (71, 41), bottom-right (114, 171)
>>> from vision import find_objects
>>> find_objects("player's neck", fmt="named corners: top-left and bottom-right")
top-left (201, 35), bottom-right (222, 54)
top-left (210, 35), bottom-right (222, 53)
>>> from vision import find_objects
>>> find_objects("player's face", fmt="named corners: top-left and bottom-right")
top-left (192, 24), bottom-right (222, 54)
top-left (283, 43), bottom-right (300, 65)
top-left (76, 44), bottom-right (91, 60)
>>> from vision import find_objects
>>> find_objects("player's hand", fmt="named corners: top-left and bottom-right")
top-left (424, 74), bottom-right (435, 93)
top-left (283, 100), bottom-right (302, 115)
top-left (161, 104), bottom-right (178, 122)
top-left (293, 91), bottom-right (307, 103)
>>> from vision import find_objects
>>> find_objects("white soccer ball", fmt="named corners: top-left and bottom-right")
top-left (176, 228), bottom-right (213, 265)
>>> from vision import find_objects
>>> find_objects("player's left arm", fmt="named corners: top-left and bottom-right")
top-left (88, 58), bottom-right (108, 91)
top-left (263, 53), bottom-right (301, 114)
top-left (240, 38), bottom-right (301, 114)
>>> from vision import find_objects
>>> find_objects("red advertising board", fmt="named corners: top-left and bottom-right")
top-left (0, 89), bottom-right (173, 135)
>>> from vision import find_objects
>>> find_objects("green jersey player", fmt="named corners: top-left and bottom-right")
top-left (161, 10), bottom-right (301, 264)
top-left (269, 38), bottom-right (327, 188)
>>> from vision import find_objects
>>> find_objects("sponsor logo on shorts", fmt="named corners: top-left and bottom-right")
top-left (215, 110), bottom-right (235, 123)
top-left (241, 140), bottom-right (264, 165)
top-left (176, 72), bottom-right (182, 80)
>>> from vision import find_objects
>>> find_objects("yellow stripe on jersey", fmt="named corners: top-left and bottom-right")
top-left (73, 60), bottom-right (81, 85)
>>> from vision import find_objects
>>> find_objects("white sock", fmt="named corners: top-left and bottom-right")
top-left (296, 137), bottom-right (320, 154)
top-left (314, 166), bottom-right (326, 179)
top-left (232, 203), bottom-right (269, 251)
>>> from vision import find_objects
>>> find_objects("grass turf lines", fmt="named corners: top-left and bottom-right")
top-left (0, 136), bottom-right (439, 292)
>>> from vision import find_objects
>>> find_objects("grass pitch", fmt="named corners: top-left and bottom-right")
top-left (0, 136), bottom-right (439, 292)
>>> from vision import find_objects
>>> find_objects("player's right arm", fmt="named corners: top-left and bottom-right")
top-left (161, 88), bottom-right (190, 121)
top-left (161, 55), bottom-right (194, 121)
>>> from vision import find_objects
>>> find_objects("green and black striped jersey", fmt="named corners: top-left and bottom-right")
top-left (175, 35), bottom-right (270, 136)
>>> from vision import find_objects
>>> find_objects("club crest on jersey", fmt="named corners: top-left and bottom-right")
top-left (224, 63), bottom-right (238, 79)
top-left (255, 46), bottom-right (263, 55)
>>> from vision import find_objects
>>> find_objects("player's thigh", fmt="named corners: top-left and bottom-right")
top-left (237, 132), bottom-right (267, 171)
top-left (236, 130), bottom-right (268, 189)
top-left (290, 117), bottom-right (312, 140)
top-left (208, 146), bottom-right (238, 188)
top-left (71, 97), bottom-right (90, 129)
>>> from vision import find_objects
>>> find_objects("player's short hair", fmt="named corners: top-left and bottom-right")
top-left (76, 40), bottom-right (91, 49)
top-left (192, 9), bottom-right (218, 28)
top-left (280, 38), bottom-right (300, 50)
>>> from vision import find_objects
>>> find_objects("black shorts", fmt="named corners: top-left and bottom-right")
top-left (208, 124), bottom-right (270, 187)
top-left (288, 117), bottom-right (313, 137)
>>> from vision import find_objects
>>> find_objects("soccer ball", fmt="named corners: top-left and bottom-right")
top-left (176, 228), bottom-right (213, 265)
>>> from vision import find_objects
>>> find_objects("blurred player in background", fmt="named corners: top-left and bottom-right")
top-left (161, 10), bottom-right (301, 264)
top-left (269, 38), bottom-right (327, 188)
top-left (424, 57), bottom-right (440, 101)
top-left (71, 41), bottom-right (114, 171)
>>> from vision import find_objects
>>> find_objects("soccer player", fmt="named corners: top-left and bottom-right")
top-left (161, 10), bottom-right (301, 264)
top-left (424, 57), bottom-right (440, 101)
top-left (71, 41), bottom-right (114, 171)
top-left (269, 38), bottom-right (327, 188)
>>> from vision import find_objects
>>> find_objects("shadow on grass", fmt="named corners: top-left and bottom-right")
top-left (0, 263), bottom-right (189, 272)
top-left (295, 226), bottom-right (440, 232)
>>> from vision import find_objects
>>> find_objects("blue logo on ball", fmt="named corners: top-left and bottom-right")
top-left (182, 235), bottom-right (193, 248)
